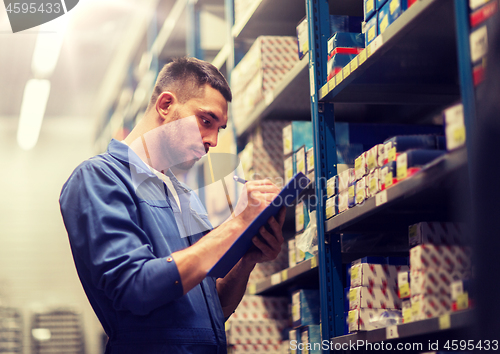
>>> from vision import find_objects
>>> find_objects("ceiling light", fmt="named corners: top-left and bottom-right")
top-left (17, 79), bottom-right (51, 151)
top-left (31, 16), bottom-right (69, 78)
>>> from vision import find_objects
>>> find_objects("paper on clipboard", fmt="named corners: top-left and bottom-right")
top-left (207, 172), bottom-right (311, 278)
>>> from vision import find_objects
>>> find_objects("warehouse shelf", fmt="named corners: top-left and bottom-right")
top-left (331, 310), bottom-right (473, 347)
top-left (235, 55), bottom-right (310, 138)
top-left (319, 0), bottom-right (460, 106)
top-left (232, 0), bottom-right (306, 40)
top-left (326, 147), bottom-right (467, 235)
top-left (247, 256), bottom-right (319, 296)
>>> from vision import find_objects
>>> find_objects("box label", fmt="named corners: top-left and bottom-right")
top-left (358, 50), bottom-right (367, 65)
top-left (336, 71), bottom-right (343, 85)
top-left (368, 26), bottom-right (376, 42)
top-left (375, 189), bottom-right (388, 206)
top-left (350, 57), bottom-right (359, 72)
top-left (385, 170), bottom-right (393, 188)
top-left (390, 0), bottom-right (399, 15)
top-left (366, 0), bottom-right (375, 13)
top-left (343, 65), bottom-right (351, 79)
top-left (380, 15), bottom-right (389, 34)
top-left (397, 153), bottom-right (407, 180)
top-left (470, 26), bottom-right (488, 63)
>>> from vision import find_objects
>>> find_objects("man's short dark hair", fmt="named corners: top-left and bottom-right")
top-left (147, 57), bottom-right (232, 111)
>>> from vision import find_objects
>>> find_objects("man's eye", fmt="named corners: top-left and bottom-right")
top-left (202, 118), bottom-right (210, 125)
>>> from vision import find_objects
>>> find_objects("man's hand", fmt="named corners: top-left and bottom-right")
top-left (232, 179), bottom-right (281, 224)
top-left (242, 206), bottom-right (286, 265)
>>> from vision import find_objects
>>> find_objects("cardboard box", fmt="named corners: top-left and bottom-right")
top-left (398, 271), bottom-right (411, 299)
top-left (355, 152), bottom-right (367, 180)
top-left (367, 169), bottom-right (380, 198)
top-left (376, 0), bottom-right (389, 10)
top-left (295, 201), bottom-right (306, 233)
top-left (292, 289), bottom-right (320, 328)
top-left (327, 175), bottom-right (338, 198)
top-left (284, 155), bottom-right (294, 185)
top-left (350, 262), bottom-right (409, 289)
top-left (366, 144), bottom-right (384, 173)
top-left (444, 103), bottom-right (466, 151)
top-left (410, 244), bottom-right (472, 271)
top-left (296, 17), bottom-right (309, 60)
top-left (380, 161), bottom-right (397, 190)
top-left (348, 183), bottom-right (356, 208)
top-left (410, 269), bottom-right (470, 297)
top-left (295, 146), bottom-right (307, 176)
top-left (355, 177), bottom-right (367, 205)
top-left (327, 32), bottom-right (364, 58)
top-left (339, 168), bottom-right (355, 192)
top-left (232, 295), bottom-right (289, 321)
top-left (326, 196), bottom-right (337, 220)
top-left (282, 121), bottom-right (313, 156)
top-left (347, 308), bottom-right (393, 332)
top-left (402, 299), bottom-right (412, 323)
top-left (411, 294), bottom-right (452, 321)
top-left (409, 222), bottom-right (466, 247)
top-left (226, 319), bottom-right (288, 345)
top-left (306, 147), bottom-right (315, 174)
top-left (327, 53), bottom-right (358, 81)
top-left (338, 190), bottom-right (349, 213)
top-left (470, 0), bottom-right (498, 28)
top-left (364, 0), bottom-right (376, 21)
top-left (365, 14), bottom-right (378, 46)
top-left (396, 149), bottom-right (446, 181)
top-left (228, 343), bottom-right (283, 353)
top-left (300, 325), bottom-right (322, 354)
top-left (378, 1), bottom-right (391, 35)
top-left (288, 239), bottom-right (296, 268)
top-left (349, 286), bottom-right (401, 310)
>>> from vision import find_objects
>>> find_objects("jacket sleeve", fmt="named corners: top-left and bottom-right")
top-left (59, 161), bottom-right (184, 316)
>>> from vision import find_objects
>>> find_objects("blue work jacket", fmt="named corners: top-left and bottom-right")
top-left (59, 139), bottom-right (227, 354)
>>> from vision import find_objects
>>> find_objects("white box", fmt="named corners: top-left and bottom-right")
top-left (288, 239), bottom-right (296, 268)
top-left (444, 103), bottom-right (466, 151)
top-left (355, 177), bottom-right (367, 204)
top-left (347, 308), bottom-right (392, 332)
top-left (411, 294), bottom-right (452, 321)
top-left (349, 286), bottom-right (401, 310)
top-left (232, 295), bottom-right (289, 321)
top-left (339, 168), bottom-right (355, 192)
top-left (410, 269), bottom-right (470, 297)
top-left (338, 190), bottom-right (349, 213)
top-left (351, 262), bottom-right (409, 289)
top-left (367, 169), bottom-right (380, 198)
top-left (226, 319), bottom-right (287, 345)
top-left (355, 152), bottom-right (367, 180)
top-left (410, 245), bottom-right (472, 271)
top-left (409, 222), bottom-right (465, 246)
top-left (326, 196), bottom-right (336, 220)
top-left (366, 144), bottom-right (384, 172)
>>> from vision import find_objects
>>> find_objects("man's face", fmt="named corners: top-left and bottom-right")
top-left (161, 84), bottom-right (228, 171)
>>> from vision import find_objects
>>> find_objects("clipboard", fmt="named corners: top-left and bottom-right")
top-left (207, 172), bottom-right (311, 278)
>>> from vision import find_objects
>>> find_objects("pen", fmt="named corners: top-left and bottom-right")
top-left (233, 175), bottom-right (247, 184)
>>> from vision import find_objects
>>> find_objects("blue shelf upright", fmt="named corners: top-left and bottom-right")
top-left (306, 0), bottom-right (344, 342)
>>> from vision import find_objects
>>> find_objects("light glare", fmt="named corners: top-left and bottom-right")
top-left (17, 79), bottom-right (51, 150)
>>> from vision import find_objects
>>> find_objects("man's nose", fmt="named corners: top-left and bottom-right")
top-left (203, 131), bottom-right (218, 150)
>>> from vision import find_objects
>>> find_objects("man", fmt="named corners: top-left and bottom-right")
top-left (60, 57), bottom-right (285, 354)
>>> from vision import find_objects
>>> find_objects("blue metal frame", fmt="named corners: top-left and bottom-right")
top-left (454, 0), bottom-right (476, 157)
top-left (306, 0), bottom-right (344, 343)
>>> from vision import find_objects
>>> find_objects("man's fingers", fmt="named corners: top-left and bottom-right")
top-left (266, 217), bottom-right (284, 244)
top-left (278, 207), bottom-right (286, 227)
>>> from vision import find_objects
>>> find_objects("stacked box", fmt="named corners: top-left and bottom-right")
top-left (451, 278), bottom-right (474, 312)
top-left (232, 295), bottom-right (289, 321)
top-left (410, 269), bottom-right (470, 297)
top-left (396, 149), bottom-right (445, 181)
top-left (444, 103), bottom-right (466, 151)
top-left (366, 144), bottom-right (385, 173)
top-left (249, 120), bottom-right (290, 181)
top-left (283, 121), bottom-right (313, 157)
top-left (288, 239), bottom-right (297, 268)
top-left (295, 146), bottom-right (307, 176)
top-left (289, 328), bottom-right (299, 354)
top-left (410, 245), bottom-right (472, 271)
top-left (338, 190), bottom-right (349, 213)
top-left (284, 155), bottom-right (295, 185)
top-left (306, 147), bottom-right (315, 178)
top-left (226, 319), bottom-right (288, 345)
top-left (327, 176), bottom-right (338, 198)
top-left (348, 182), bottom-right (356, 208)
top-left (229, 343), bottom-right (283, 354)
top-left (232, 36), bottom-right (298, 123)
top-left (409, 222), bottom-right (465, 247)
top-left (292, 290), bottom-right (320, 328)
top-left (355, 177), bottom-right (367, 205)
top-left (325, 195), bottom-right (337, 220)
top-left (347, 308), bottom-right (391, 332)
top-left (367, 169), bottom-right (380, 198)
top-left (339, 168), bottom-right (355, 192)
top-left (350, 262), bottom-right (409, 289)
top-left (380, 161), bottom-right (397, 190)
top-left (300, 325), bottom-right (321, 354)
top-left (365, 14), bottom-right (378, 46)
top-left (401, 299), bottom-right (412, 323)
top-left (354, 152), bottom-right (367, 180)
top-left (295, 201), bottom-right (309, 233)
top-left (411, 294), bottom-right (453, 321)
top-left (327, 53), bottom-right (358, 81)
top-left (364, 0), bottom-right (376, 20)
top-left (349, 286), bottom-right (401, 310)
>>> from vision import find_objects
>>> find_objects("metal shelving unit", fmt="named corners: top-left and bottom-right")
top-left (306, 0), bottom-right (479, 347)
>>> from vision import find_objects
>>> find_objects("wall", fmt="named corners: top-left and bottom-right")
top-left (0, 116), bottom-right (104, 354)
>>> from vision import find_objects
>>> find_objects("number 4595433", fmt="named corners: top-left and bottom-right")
top-left (6, 3), bottom-right (62, 14)
top-left (444, 340), bottom-right (498, 351)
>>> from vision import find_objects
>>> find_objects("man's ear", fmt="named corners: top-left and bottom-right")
top-left (156, 91), bottom-right (176, 121)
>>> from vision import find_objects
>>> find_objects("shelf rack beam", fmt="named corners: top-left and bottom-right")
top-left (306, 0), bottom-right (344, 344)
